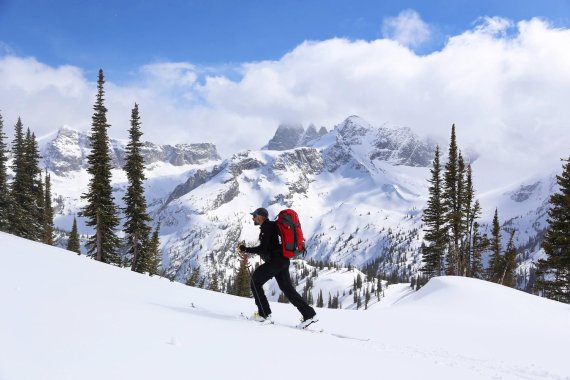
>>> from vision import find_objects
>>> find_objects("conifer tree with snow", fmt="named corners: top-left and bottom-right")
top-left (122, 103), bottom-right (152, 272)
top-left (0, 111), bottom-right (10, 232)
top-left (80, 69), bottom-right (121, 264)
top-left (535, 157), bottom-right (570, 303)
top-left (421, 145), bottom-right (447, 277)
top-left (443, 125), bottom-right (462, 275)
top-left (487, 209), bottom-right (504, 283)
top-left (43, 170), bottom-right (55, 245)
top-left (67, 216), bottom-right (81, 254)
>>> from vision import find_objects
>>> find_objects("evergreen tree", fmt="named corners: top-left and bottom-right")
top-left (487, 209), bottom-right (503, 283)
top-left (145, 223), bottom-right (161, 276)
top-left (535, 157), bottom-right (570, 303)
top-left (233, 254), bottom-right (251, 297)
top-left (79, 69), bottom-right (120, 264)
top-left (9, 118), bottom-right (34, 238)
top-left (500, 230), bottom-right (518, 287)
top-left (356, 273), bottom-right (363, 289)
top-left (470, 221), bottom-right (487, 279)
top-left (43, 169), bottom-right (55, 245)
top-left (27, 131), bottom-right (44, 242)
top-left (443, 124), bottom-right (460, 275)
top-left (316, 289), bottom-right (324, 308)
top-left (0, 111), bottom-right (10, 231)
top-left (67, 216), bottom-right (81, 254)
top-left (209, 272), bottom-right (220, 292)
top-left (460, 164), bottom-right (474, 276)
top-left (421, 145), bottom-right (447, 277)
top-left (186, 266), bottom-right (201, 287)
top-left (123, 103), bottom-right (151, 272)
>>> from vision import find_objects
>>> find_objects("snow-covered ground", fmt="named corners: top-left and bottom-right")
top-left (1, 232), bottom-right (568, 380)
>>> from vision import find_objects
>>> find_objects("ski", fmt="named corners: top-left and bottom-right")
top-left (236, 311), bottom-right (367, 341)
top-left (239, 312), bottom-right (274, 325)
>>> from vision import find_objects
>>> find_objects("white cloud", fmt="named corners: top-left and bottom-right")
top-left (1, 15), bottom-right (570, 191)
top-left (140, 62), bottom-right (198, 87)
top-left (382, 9), bottom-right (432, 48)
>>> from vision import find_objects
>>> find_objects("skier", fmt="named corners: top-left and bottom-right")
top-left (238, 207), bottom-right (318, 328)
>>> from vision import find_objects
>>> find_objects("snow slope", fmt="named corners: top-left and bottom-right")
top-left (1, 232), bottom-right (568, 380)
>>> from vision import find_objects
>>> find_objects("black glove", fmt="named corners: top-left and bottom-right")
top-left (238, 244), bottom-right (247, 253)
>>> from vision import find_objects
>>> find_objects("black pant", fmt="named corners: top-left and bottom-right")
top-left (250, 257), bottom-right (316, 320)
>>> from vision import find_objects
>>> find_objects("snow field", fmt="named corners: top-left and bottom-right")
top-left (1, 232), bottom-right (568, 380)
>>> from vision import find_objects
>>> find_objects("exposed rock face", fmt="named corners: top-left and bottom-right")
top-left (264, 123), bottom-right (328, 151)
top-left (370, 127), bottom-right (435, 167)
top-left (264, 123), bottom-right (305, 151)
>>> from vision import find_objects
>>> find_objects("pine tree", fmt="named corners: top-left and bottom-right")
top-left (67, 216), bottom-right (81, 254)
top-left (186, 266), bottom-right (201, 287)
top-left (470, 221), bottom-right (487, 279)
top-left (487, 209), bottom-right (503, 283)
top-left (43, 169), bottom-right (55, 245)
top-left (460, 164), bottom-right (474, 276)
top-left (535, 157), bottom-right (570, 303)
top-left (316, 289), bottom-right (324, 308)
top-left (145, 223), bottom-right (161, 276)
top-left (443, 124), bottom-right (460, 274)
top-left (0, 111), bottom-right (10, 231)
top-left (356, 273), bottom-right (363, 289)
top-left (422, 145), bottom-right (447, 277)
top-left (79, 69), bottom-right (120, 264)
top-left (209, 272), bottom-right (220, 292)
top-left (9, 118), bottom-right (34, 238)
top-left (123, 103), bottom-right (151, 272)
top-left (27, 131), bottom-right (44, 242)
top-left (500, 230), bottom-right (518, 287)
top-left (233, 254), bottom-right (251, 297)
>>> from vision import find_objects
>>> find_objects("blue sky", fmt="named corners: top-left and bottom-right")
top-left (2, 0), bottom-right (570, 82)
top-left (1, 1), bottom-right (570, 189)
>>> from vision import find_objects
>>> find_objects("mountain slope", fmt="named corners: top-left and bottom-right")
top-left (156, 116), bottom-right (435, 284)
top-left (1, 232), bottom-right (568, 380)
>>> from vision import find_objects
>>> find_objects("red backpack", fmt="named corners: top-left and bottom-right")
top-left (275, 209), bottom-right (306, 259)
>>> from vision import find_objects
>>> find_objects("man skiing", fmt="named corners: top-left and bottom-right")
top-left (238, 207), bottom-right (318, 328)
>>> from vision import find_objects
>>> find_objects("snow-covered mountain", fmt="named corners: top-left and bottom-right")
top-left (154, 116), bottom-right (436, 284)
top-left (2, 232), bottom-right (568, 380)
top-left (35, 126), bottom-right (222, 233)
top-left (38, 116), bottom-right (557, 291)
top-left (40, 125), bottom-right (220, 175)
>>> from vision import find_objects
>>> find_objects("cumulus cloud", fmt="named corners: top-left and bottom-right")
top-left (1, 15), bottom-right (570, 191)
top-left (382, 9), bottom-right (432, 48)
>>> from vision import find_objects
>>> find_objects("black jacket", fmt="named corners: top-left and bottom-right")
top-left (245, 220), bottom-right (282, 261)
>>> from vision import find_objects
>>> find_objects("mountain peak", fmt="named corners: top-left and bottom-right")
top-left (263, 123), bottom-right (327, 151)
